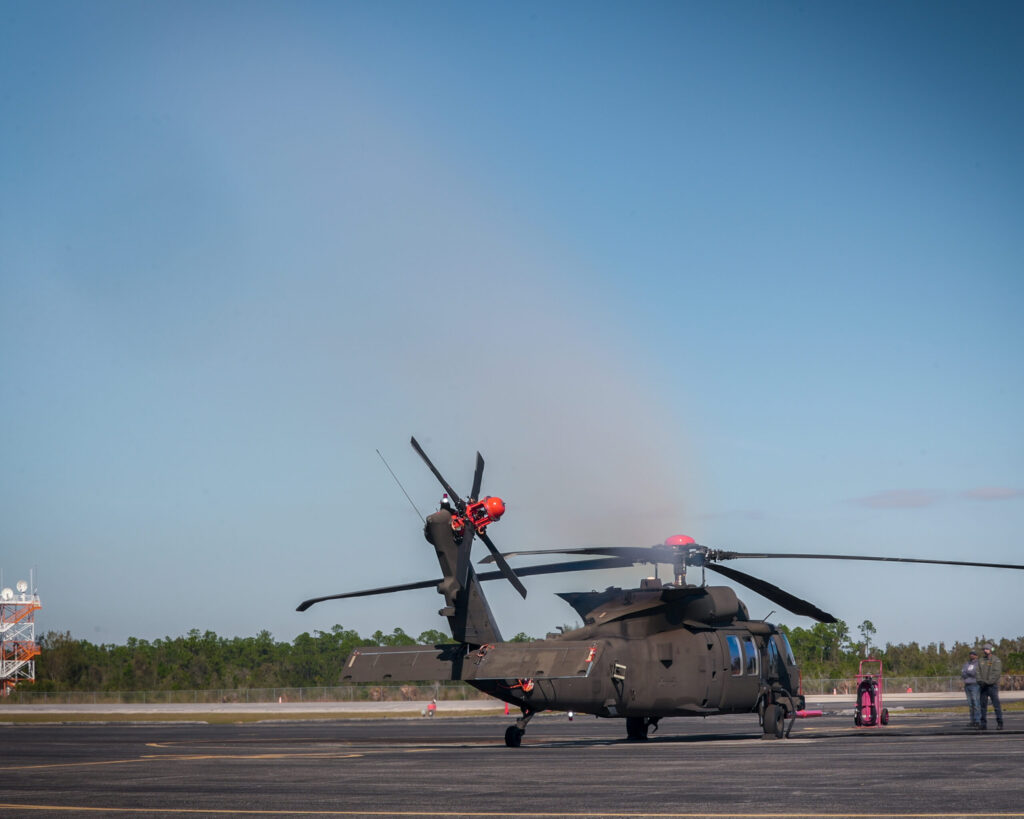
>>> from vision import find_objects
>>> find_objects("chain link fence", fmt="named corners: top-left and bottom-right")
top-left (802, 675), bottom-right (1023, 695)
top-left (4, 675), bottom-right (1022, 705)
top-left (0, 681), bottom-right (491, 705)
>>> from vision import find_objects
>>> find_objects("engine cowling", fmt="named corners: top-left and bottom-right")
top-left (682, 586), bottom-right (743, 625)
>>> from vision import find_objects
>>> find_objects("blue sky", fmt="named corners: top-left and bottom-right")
top-left (2, 2), bottom-right (1022, 650)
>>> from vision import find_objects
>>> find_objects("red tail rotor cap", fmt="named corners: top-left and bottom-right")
top-left (483, 496), bottom-right (506, 520)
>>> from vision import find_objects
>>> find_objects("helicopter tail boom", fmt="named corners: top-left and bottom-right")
top-left (341, 644), bottom-right (465, 683)
top-left (340, 639), bottom-right (603, 686)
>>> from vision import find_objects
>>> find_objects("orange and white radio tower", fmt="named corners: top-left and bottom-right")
top-left (1, 571), bottom-right (41, 696)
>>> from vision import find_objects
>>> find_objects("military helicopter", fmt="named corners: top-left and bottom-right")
top-left (297, 438), bottom-right (1024, 747)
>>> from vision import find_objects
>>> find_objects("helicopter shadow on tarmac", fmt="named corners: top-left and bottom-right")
top-left (477, 708), bottom-right (1021, 749)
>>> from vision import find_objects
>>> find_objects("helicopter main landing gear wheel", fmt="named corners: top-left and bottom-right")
top-left (762, 704), bottom-right (785, 739)
top-left (626, 716), bottom-right (650, 741)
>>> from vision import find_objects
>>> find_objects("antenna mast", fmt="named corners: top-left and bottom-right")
top-left (377, 448), bottom-right (424, 522)
top-left (1, 570), bottom-right (41, 697)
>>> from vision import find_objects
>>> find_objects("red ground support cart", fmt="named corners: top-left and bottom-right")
top-left (854, 658), bottom-right (889, 727)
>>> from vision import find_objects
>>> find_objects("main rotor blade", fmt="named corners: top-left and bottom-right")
top-left (410, 436), bottom-right (464, 510)
top-left (708, 551), bottom-right (1024, 571)
top-left (481, 555), bottom-right (635, 581)
top-left (484, 545), bottom-right (1024, 574)
top-left (704, 563), bottom-right (837, 623)
top-left (297, 557), bottom-right (633, 611)
top-left (296, 577), bottom-right (440, 611)
top-left (479, 529), bottom-right (528, 598)
top-left (479, 545), bottom-right (672, 564)
top-left (470, 451), bottom-right (484, 501)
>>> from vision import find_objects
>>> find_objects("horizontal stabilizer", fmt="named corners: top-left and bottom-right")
top-left (340, 644), bottom-right (465, 683)
top-left (465, 640), bottom-right (601, 681)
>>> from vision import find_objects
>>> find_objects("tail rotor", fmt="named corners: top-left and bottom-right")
top-left (410, 437), bottom-right (526, 599)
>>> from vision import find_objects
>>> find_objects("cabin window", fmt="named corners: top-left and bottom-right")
top-left (726, 635), bottom-right (742, 676)
top-left (743, 637), bottom-right (758, 676)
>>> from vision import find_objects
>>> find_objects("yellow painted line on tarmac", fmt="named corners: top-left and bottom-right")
top-left (3, 807), bottom-right (1024, 817)
top-left (0, 752), bottom-right (364, 771)
top-left (1, 757), bottom-right (164, 772)
top-left (143, 752), bottom-right (367, 761)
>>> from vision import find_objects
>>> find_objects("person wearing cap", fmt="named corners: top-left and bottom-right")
top-left (976, 643), bottom-right (1004, 730)
top-left (961, 649), bottom-right (982, 728)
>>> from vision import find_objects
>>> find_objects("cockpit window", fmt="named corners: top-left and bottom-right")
top-left (726, 635), bottom-right (742, 675)
top-left (779, 632), bottom-right (797, 667)
top-left (767, 638), bottom-right (779, 677)
top-left (743, 637), bottom-right (758, 676)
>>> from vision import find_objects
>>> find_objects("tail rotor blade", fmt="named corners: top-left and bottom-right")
top-left (455, 528), bottom-right (474, 589)
top-left (410, 436), bottom-right (464, 510)
top-left (479, 529), bottom-right (527, 598)
top-left (454, 451), bottom-right (484, 585)
top-left (470, 452), bottom-right (484, 501)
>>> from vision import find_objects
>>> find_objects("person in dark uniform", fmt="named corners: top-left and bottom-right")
top-left (977, 643), bottom-right (1004, 730)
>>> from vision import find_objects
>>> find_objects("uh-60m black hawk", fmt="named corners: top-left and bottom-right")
top-left (297, 438), bottom-right (1024, 747)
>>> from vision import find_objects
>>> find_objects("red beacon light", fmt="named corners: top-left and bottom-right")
top-left (664, 535), bottom-right (696, 547)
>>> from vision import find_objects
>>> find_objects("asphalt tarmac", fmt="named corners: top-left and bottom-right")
top-left (0, 707), bottom-right (1020, 818)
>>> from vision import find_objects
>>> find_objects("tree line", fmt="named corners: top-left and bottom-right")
top-left (25, 621), bottom-right (1023, 692)
top-left (780, 620), bottom-right (1023, 680)
top-left (29, 625), bottom-right (529, 692)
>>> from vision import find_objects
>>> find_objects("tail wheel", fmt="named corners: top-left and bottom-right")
top-left (504, 725), bottom-right (524, 747)
top-left (880, 708), bottom-right (890, 725)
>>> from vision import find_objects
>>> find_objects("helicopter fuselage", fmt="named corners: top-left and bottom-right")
top-left (463, 583), bottom-right (804, 721)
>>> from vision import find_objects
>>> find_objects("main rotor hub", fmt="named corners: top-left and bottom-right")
top-left (663, 536), bottom-right (706, 586)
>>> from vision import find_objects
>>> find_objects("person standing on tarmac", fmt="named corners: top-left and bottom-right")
top-left (977, 643), bottom-right (1004, 730)
top-left (961, 649), bottom-right (982, 728)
